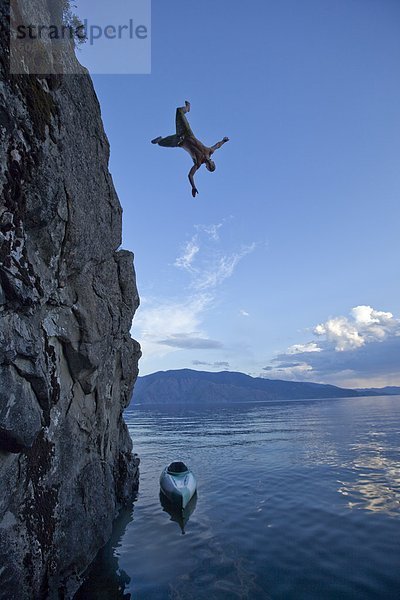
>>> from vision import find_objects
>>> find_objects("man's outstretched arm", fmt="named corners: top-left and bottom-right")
top-left (188, 164), bottom-right (200, 197)
top-left (211, 137), bottom-right (229, 152)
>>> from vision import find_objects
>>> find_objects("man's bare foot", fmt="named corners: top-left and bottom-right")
top-left (185, 100), bottom-right (191, 112)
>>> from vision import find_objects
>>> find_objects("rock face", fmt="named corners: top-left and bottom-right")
top-left (0, 1), bottom-right (141, 597)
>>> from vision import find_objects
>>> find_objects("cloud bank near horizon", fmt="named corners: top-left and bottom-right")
top-left (263, 305), bottom-right (400, 387)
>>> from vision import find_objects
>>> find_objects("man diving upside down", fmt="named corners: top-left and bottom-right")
top-left (151, 101), bottom-right (229, 197)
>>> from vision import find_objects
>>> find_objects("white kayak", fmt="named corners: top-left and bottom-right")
top-left (160, 461), bottom-right (197, 509)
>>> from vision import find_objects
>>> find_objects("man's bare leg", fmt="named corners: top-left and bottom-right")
top-left (155, 134), bottom-right (181, 147)
top-left (153, 102), bottom-right (192, 145)
top-left (176, 101), bottom-right (193, 138)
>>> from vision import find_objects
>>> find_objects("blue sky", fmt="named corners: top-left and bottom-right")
top-left (80, 0), bottom-right (400, 386)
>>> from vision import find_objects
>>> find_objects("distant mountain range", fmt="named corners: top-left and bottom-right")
top-left (130, 369), bottom-right (398, 405)
top-left (357, 386), bottom-right (400, 395)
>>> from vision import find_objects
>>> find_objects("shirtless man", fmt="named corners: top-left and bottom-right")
top-left (151, 101), bottom-right (229, 197)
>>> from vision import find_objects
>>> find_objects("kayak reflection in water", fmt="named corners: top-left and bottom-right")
top-left (160, 490), bottom-right (198, 535)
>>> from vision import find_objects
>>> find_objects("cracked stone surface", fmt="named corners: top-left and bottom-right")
top-left (0, 1), bottom-right (141, 597)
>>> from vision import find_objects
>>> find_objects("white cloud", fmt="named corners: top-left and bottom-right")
top-left (351, 305), bottom-right (393, 325)
top-left (315, 317), bottom-right (364, 351)
top-left (240, 309), bottom-right (250, 317)
top-left (158, 334), bottom-right (223, 349)
top-left (264, 305), bottom-right (400, 387)
top-left (174, 222), bottom-right (256, 292)
top-left (174, 237), bottom-right (200, 272)
top-left (195, 221), bottom-right (224, 241)
top-left (134, 295), bottom-right (208, 337)
top-left (192, 360), bottom-right (230, 369)
top-left (193, 243), bottom-right (256, 291)
top-left (263, 362), bottom-right (314, 380)
top-left (315, 305), bottom-right (399, 351)
top-left (287, 342), bottom-right (321, 354)
top-left (133, 294), bottom-right (213, 359)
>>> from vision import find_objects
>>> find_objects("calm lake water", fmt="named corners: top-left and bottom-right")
top-left (77, 396), bottom-right (400, 599)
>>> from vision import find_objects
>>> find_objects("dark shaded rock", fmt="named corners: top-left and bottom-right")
top-left (0, 365), bottom-right (42, 452)
top-left (0, 0), bottom-right (141, 597)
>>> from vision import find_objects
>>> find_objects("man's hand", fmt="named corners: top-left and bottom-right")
top-left (192, 187), bottom-right (199, 198)
top-left (223, 136), bottom-right (229, 143)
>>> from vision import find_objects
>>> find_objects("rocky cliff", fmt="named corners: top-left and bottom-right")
top-left (0, 1), bottom-right (141, 597)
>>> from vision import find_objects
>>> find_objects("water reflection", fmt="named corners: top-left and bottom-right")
top-left (338, 436), bottom-right (400, 516)
top-left (160, 491), bottom-right (198, 534)
top-left (73, 398), bottom-right (400, 599)
top-left (74, 502), bottom-right (135, 600)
